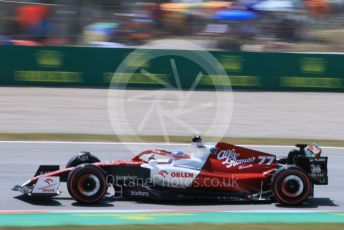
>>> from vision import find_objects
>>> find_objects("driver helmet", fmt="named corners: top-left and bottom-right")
top-left (172, 150), bottom-right (185, 156)
top-left (305, 143), bottom-right (321, 157)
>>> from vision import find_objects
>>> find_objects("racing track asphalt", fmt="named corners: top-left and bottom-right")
top-left (0, 141), bottom-right (342, 211)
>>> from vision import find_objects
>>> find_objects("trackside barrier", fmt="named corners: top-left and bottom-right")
top-left (0, 46), bottom-right (343, 91)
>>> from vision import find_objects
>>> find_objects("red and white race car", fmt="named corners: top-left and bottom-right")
top-left (13, 137), bottom-right (328, 206)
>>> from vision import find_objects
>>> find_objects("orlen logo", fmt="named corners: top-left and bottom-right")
top-left (171, 172), bottom-right (193, 178)
top-left (34, 177), bottom-right (59, 194)
top-left (44, 178), bottom-right (54, 186)
top-left (159, 170), bottom-right (168, 178)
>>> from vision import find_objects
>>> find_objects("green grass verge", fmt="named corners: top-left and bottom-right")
top-left (0, 133), bottom-right (343, 147)
top-left (1, 224), bottom-right (344, 230)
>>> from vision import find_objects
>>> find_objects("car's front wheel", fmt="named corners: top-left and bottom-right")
top-left (272, 167), bottom-right (311, 206)
top-left (67, 165), bottom-right (107, 205)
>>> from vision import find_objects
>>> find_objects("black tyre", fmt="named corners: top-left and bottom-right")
top-left (272, 167), bottom-right (311, 206)
top-left (66, 151), bottom-right (100, 168)
top-left (67, 165), bottom-right (107, 204)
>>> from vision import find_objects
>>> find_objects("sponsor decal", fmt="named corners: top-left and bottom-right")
top-left (310, 157), bottom-right (326, 162)
top-left (300, 57), bottom-right (326, 74)
top-left (158, 170), bottom-right (168, 178)
top-left (78, 152), bottom-right (90, 161)
top-left (42, 188), bottom-right (55, 193)
top-left (308, 145), bottom-right (321, 155)
top-left (170, 172), bottom-right (193, 178)
top-left (15, 71), bottom-right (82, 83)
top-left (310, 163), bottom-right (326, 184)
top-left (130, 191), bottom-right (149, 197)
top-left (36, 50), bottom-right (63, 67)
top-left (158, 170), bottom-right (194, 178)
top-left (44, 178), bottom-right (54, 186)
top-left (36, 177), bottom-right (59, 193)
top-left (238, 164), bottom-right (253, 170)
top-left (217, 149), bottom-right (255, 168)
top-left (311, 164), bottom-right (322, 174)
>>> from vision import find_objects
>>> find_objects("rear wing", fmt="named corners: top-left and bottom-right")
top-left (295, 157), bottom-right (328, 185)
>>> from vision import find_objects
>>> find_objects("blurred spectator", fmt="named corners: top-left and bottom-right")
top-left (0, 0), bottom-right (343, 52)
top-left (151, 1), bottom-right (163, 31)
top-left (305, 0), bottom-right (330, 18)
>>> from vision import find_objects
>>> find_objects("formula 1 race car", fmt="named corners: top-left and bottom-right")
top-left (13, 137), bottom-right (328, 206)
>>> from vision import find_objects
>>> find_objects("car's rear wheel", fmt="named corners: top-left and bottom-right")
top-left (272, 167), bottom-right (311, 206)
top-left (67, 165), bottom-right (107, 204)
